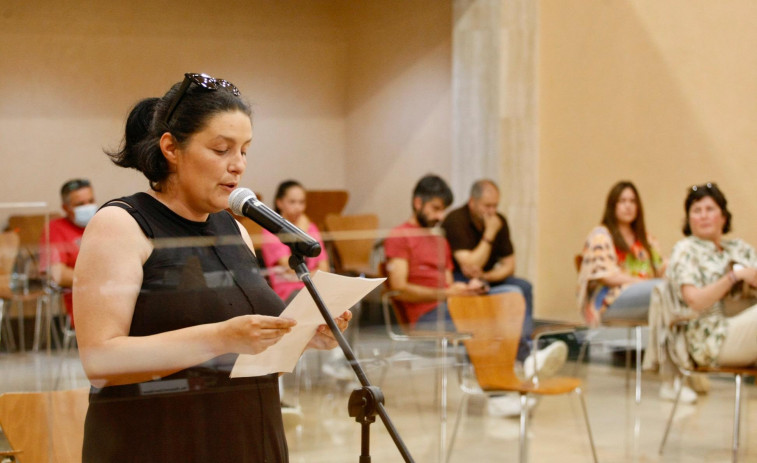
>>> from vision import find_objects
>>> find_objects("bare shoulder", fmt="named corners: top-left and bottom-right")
top-left (79, 205), bottom-right (152, 262)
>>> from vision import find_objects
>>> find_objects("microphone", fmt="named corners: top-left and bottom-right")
top-left (228, 188), bottom-right (322, 258)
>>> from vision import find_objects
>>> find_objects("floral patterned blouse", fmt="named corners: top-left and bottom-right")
top-left (577, 226), bottom-right (662, 326)
top-left (667, 236), bottom-right (757, 366)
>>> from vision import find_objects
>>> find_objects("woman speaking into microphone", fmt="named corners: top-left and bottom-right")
top-left (74, 73), bottom-right (351, 462)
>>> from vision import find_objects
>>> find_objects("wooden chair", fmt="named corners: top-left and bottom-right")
top-left (0, 388), bottom-right (88, 463)
top-left (0, 231), bottom-right (49, 352)
top-left (323, 213), bottom-right (380, 277)
top-left (7, 213), bottom-right (61, 251)
top-left (575, 253), bottom-right (646, 404)
top-left (304, 190), bottom-right (349, 231)
top-left (447, 292), bottom-right (597, 463)
top-left (659, 320), bottom-right (757, 462)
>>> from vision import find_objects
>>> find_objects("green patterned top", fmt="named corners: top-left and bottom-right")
top-left (667, 236), bottom-right (757, 366)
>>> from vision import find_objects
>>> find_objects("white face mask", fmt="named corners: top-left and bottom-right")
top-left (73, 203), bottom-right (98, 228)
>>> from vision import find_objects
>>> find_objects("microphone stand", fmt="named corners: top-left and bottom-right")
top-left (288, 254), bottom-right (415, 463)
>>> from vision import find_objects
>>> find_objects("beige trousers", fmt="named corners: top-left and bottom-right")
top-left (717, 303), bottom-right (757, 367)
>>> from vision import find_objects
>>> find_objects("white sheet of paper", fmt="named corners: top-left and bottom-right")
top-left (230, 271), bottom-right (385, 378)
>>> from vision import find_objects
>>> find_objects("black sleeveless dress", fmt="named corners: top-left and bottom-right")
top-left (82, 193), bottom-right (288, 462)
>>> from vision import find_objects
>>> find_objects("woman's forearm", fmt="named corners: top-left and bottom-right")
top-left (79, 322), bottom-right (225, 387)
top-left (599, 271), bottom-right (641, 287)
top-left (680, 275), bottom-right (734, 312)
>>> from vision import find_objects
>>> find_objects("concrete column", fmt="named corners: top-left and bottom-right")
top-left (452, 0), bottom-right (538, 280)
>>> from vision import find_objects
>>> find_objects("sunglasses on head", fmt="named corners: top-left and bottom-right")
top-left (689, 182), bottom-right (718, 193)
top-left (61, 178), bottom-right (91, 197)
top-left (163, 73), bottom-right (240, 125)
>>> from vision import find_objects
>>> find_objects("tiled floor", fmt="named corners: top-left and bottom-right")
top-left (1, 327), bottom-right (755, 462)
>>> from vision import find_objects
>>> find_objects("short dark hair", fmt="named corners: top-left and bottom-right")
top-left (60, 178), bottom-right (91, 203)
top-left (412, 174), bottom-right (453, 208)
top-left (683, 182), bottom-right (732, 236)
top-left (106, 74), bottom-right (251, 191)
top-left (273, 180), bottom-right (304, 214)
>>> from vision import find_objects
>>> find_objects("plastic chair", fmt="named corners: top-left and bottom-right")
top-left (380, 289), bottom-right (471, 462)
top-left (659, 319), bottom-right (757, 462)
top-left (447, 292), bottom-right (597, 463)
top-left (0, 231), bottom-right (49, 352)
top-left (575, 253), bottom-right (646, 404)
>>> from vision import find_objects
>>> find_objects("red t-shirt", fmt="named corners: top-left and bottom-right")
top-left (383, 222), bottom-right (453, 326)
top-left (39, 217), bottom-right (84, 321)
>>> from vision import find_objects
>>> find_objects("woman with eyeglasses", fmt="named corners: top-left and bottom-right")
top-left (261, 180), bottom-right (330, 303)
top-left (667, 183), bottom-right (757, 371)
top-left (73, 73), bottom-right (350, 462)
top-left (578, 181), bottom-right (665, 326)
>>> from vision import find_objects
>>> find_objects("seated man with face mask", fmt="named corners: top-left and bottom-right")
top-left (39, 178), bottom-right (97, 327)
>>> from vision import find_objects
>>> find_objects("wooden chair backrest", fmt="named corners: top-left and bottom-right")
top-left (574, 254), bottom-right (583, 272)
top-left (0, 231), bottom-right (20, 292)
top-left (448, 292), bottom-right (526, 390)
top-left (0, 231), bottom-right (19, 277)
top-left (0, 388), bottom-right (88, 463)
top-left (7, 213), bottom-right (61, 249)
top-left (324, 213), bottom-right (380, 275)
top-left (304, 190), bottom-right (349, 231)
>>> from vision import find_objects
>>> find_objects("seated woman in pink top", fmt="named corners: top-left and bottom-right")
top-left (261, 180), bottom-right (330, 303)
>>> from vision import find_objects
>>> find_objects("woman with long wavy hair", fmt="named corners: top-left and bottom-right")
top-left (578, 181), bottom-right (664, 325)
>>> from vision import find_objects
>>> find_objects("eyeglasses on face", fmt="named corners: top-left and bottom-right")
top-left (61, 178), bottom-right (91, 197)
top-left (163, 73), bottom-right (241, 126)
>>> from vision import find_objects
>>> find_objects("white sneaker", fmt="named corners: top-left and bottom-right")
top-left (660, 378), bottom-right (697, 404)
top-left (523, 340), bottom-right (568, 380)
top-left (487, 394), bottom-right (537, 417)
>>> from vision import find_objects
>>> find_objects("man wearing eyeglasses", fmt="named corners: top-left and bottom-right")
top-left (39, 178), bottom-right (97, 326)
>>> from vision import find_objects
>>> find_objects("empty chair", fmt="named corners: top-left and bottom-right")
top-left (324, 213), bottom-right (380, 277)
top-left (0, 388), bottom-right (88, 463)
top-left (0, 231), bottom-right (48, 352)
top-left (447, 292), bottom-right (597, 463)
top-left (303, 190), bottom-right (349, 232)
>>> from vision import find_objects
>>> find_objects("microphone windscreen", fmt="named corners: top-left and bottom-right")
top-left (228, 188), bottom-right (257, 216)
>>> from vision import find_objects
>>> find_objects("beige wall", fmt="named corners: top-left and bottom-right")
top-left (538, 0), bottom-right (757, 320)
top-left (0, 1), bottom-right (453, 231)
top-left (0, 1), bottom-right (349, 220)
top-left (344, 2), bottom-right (453, 228)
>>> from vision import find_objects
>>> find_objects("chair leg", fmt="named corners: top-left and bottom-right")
top-left (659, 375), bottom-right (685, 454)
top-left (625, 327), bottom-right (632, 391)
top-left (32, 295), bottom-right (45, 351)
top-left (634, 325), bottom-right (642, 404)
top-left (15, 299), bottom-right (25, 352)
top-left (576, 387), bottom-right (598, 463)
top-left (574, 330), bottom-right (598, 377)
top-left (0, 300), bottom-right (17, 352)
top-left (446, 393), bottom-right (470, 463)
top-left (732, 374), bottom-right (743, 463)
top-left (377, 340), bottom-right (398, 387)
top-left (438, 336), bottom-right (450, 463)
top-left (519, 393), bottom-right (529, 463)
